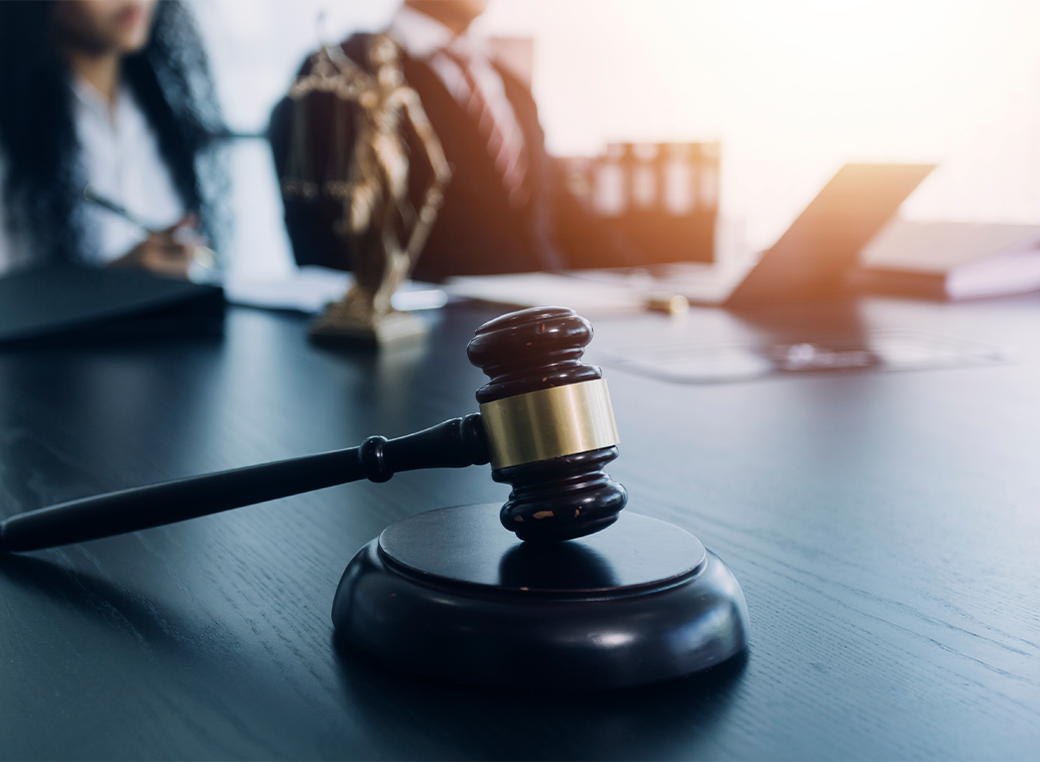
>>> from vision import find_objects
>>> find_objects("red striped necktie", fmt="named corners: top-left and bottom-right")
top-left (439, 48), bottom-right (529, 209)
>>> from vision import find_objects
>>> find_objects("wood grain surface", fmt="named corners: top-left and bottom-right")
top-left (1, 297), bottom-right (1038, 760)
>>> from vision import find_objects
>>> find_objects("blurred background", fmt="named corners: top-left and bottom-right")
top-left (197, 0), bottom-right (1040, 276)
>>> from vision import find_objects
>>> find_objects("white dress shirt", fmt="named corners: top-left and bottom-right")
top-left (0, 77), bottom-right (185, 275)
top-left (387, 6), bottom-right (527, 163)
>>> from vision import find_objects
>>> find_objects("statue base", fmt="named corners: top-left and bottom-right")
top-left (309, 306), bottom-right (427, 349)
top-left (332, 503), bottom-right (750, 690)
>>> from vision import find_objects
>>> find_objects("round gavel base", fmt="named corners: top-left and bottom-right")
top-left (332, 504), bottom-right (750, 690)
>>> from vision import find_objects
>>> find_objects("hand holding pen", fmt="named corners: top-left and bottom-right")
top-left (84, 186), bottom-right (217, 279)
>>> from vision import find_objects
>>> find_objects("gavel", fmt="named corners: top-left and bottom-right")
top-left (0, 306), bottom-right (626, 553)
top-left (1, 305), bottom-right (751, 689)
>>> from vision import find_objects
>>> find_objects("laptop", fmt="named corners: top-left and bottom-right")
top-left (572, 163), bottom-right (936, 306)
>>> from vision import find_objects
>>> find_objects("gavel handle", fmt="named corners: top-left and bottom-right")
top-left (0, 414), bottom-right (490, 553)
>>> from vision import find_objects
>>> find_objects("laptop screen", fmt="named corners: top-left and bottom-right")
top-left (726, 163), bottom-right (935, 306)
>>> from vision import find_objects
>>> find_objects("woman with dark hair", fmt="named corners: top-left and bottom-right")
top-left (0, 0), bottom-right (225, 278)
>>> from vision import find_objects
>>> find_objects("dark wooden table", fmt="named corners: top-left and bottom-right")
top-left (1, 296), bottom-right (1038, 760)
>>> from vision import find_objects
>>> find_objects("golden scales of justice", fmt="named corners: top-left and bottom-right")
top-left (282, 34), bottom-right (452, 346)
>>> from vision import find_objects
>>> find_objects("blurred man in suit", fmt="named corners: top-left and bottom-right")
top-left (269, 0), bottom-right (634, 283)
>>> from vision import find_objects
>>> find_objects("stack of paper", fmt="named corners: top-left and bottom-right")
top-left (445, 272), bottom-right (649, 316)
top-left (224, 266), bottom-right (447, 314)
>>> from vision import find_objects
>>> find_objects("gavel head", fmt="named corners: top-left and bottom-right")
top-left (467, 306), bottom-right (628, 542)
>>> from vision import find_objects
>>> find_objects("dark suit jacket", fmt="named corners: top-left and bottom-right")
top-left (268, 33), bottom-right (635, 283)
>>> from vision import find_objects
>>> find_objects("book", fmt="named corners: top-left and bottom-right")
top-left (853, 218), bottom-right (1040, 300)
top-left (0, 265), bottom-right (224, 347)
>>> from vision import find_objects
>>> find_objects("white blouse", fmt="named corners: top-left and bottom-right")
top-left (0, 77), bottom-right (185, 275)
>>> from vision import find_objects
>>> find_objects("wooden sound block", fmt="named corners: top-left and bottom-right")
top-left (332, 504), bottom-right (750, 690)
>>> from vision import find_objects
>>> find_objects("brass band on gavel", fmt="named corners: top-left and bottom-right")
top-left (478, 379), bottom-right (621, 470)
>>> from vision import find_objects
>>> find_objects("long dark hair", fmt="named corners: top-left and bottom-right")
top-left (0, 1), bottom-right (226, 265)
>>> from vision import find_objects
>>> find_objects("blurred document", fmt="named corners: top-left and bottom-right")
top-left (225, 266), bottom-right (447, 313)
top-left (605, 332), bottom-right (1010, 385)
top-left (445, 272), bottom-right (648, 315)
